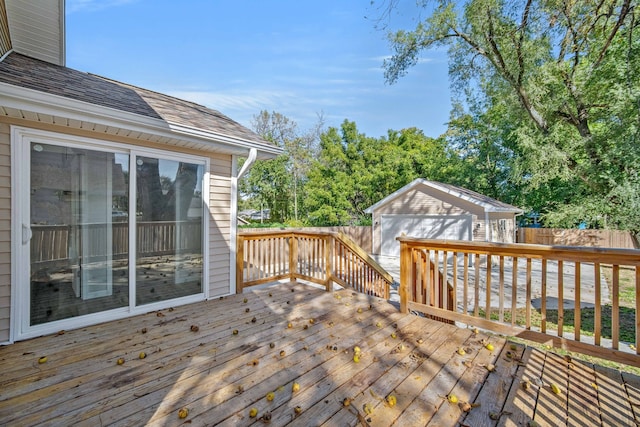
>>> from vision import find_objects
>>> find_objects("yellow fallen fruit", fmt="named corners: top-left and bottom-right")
top-left (457, 347), bottom-right (466, 356)
top-left (447, 394), bottom-right (458, 404)
top-left (116, 357), bottom-right (125, 365)
top-left (243, 298), bottom-right (248, 303)
top-left (294, 405), bottom-right (302, 415)
top-left (473, 328), bottom-right (479, 334)
top-left (342, 397), bottom-right (352, 407)
top-left (353, 346), bottom-right (361, 354)
top-left (249, 407), bottom-right (258, 418)
top-left (550, 383), bottom-right (561, 395)
top-left (353, 354), bottom-right (360, 363)
top-left (38, 356), bottom-right (47, 364)
top-left (386, 394), bottom-right (397, 407)
top-left (485, 343), bottom-right (495, 351)
top-left (287, 322), bottom-right (293, 329)
top-left (139, 352), bottom-right (146, 359)
top-left (363, 403), bottom-right (374, 414)
top-left (178, 408), bottom-right (188, 419)
top-left (485, 363), bottom-right (496, 372)
top-left (376, 321), bottom-right (382, 328)
top-left (390, 332), bottom-right (397, 339)
top-left (266, 391), bottom-right (275, 401)
top-left (292, 382), bottom-right (300, 392)
top-left (510, 343), bottom-right (518, 351)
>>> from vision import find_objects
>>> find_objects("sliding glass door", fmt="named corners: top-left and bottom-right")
top-left (16, 128), bottom-right (208, 337)
top-left (29, 143), bottom-right (129, 325)
top-left (135, 156), bottom-right (204, 305)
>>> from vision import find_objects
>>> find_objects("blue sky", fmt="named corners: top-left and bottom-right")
top-left (66, 0), bottom-right (451, 139)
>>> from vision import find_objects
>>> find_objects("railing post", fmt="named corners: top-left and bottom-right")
top-left (399, 241), bottom-right (410, 314)
top-left (325, 235), bottom-right (333, 292)
top-left (236, 235), bottom-right (244, 294)
top-left (289, 233), bottom-right (298, 282)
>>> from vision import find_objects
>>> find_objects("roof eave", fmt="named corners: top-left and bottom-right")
top-left (365, 178), bottom-right (522, 214)
top-left (0, 82), bottom-right (282, 158)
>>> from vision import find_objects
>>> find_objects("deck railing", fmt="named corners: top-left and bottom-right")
top-left (236, 230), bottom-right (392, 298)
top-left (398, 237), bottom-right (640, 367)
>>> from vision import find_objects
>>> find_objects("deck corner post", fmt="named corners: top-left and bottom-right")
top-left (289, 233), bottom-right (298, 282)
top-left (325, 235), bottom-right (334, 292)
top-left (399, 240), bottom-right (410, 314)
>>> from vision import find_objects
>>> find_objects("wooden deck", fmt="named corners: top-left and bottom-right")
top-left (1, 282), bottom-right (640, 427)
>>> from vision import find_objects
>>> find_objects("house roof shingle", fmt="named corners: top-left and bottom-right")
top-left (0, 52), bottom-right (275, 150)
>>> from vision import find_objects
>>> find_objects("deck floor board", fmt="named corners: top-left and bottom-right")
top-left (1, 281), bottom-right (639, 426)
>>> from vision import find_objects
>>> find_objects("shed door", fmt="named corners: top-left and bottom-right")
top-left (380, 214), bottom-right (473, 257)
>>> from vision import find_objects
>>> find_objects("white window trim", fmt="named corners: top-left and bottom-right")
top-left (10, 126), bottom-right (210, 342)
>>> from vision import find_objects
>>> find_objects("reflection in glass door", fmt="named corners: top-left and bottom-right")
top-left (135, 156), bottom-right (204, 305)
top-left (29, 143), bottom-right (129, 325)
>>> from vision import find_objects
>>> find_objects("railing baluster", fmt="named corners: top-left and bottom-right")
top-left (612, 264), bottom-right (620, 350)
top-left (463, 252), bottom-right (469, 315)
top-left (452, 252), bottom-right (458, 313)
top-left (443, 251), bottom-right (448, 312)
top-left (474, 253), bottom-right (480, 317)
top-left (574, 262), bottom-right (581, 342)
top-left (526, 258), bottom-right (532, 330)
top-left (425, 250), bottom-right (431, 306)
top-left (636, 266), bottom-right (640, 354)
top-left (511, 257), bottom-right (518, 327)
top-left (499, 255), bottom-right (504, 323)
top-left (541, 259), bottom-right (547, 334)
top-left (594, 262), bottom-right (601, 346)
top-left (485, 254), bottom-right (491, 320)
top-left (558, 260), bottom-right (564, 338)
top-left (433, 250), bottom-right (439, 310)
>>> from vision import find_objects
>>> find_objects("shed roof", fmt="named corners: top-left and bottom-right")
top-left (364, 178), bottom-right (523, 214)
top-left (0, 52), bottom-right (280, 157)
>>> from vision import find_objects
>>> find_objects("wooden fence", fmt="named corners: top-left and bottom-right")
top-left (236, 230), bottom-right (391, 299)
top-left (398, 237), bottom-right (640, 367)
top-left (518, 227), bottom-right (637, 249)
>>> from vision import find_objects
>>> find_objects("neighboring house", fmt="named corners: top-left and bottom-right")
top-left (0, 0), bottom-right (281, 344)
top-left (365, 179), bottom-right (523, 257)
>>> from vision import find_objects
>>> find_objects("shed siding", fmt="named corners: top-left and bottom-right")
top-left (372, 185), bottom-right (487, 254)
top-left (0, 118), bottom-right (236, 342)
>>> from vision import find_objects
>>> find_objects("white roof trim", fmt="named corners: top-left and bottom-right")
top-left (0, 82), bottom-right (282, 157)
top-left (364, 178), bottom-right (523, 214)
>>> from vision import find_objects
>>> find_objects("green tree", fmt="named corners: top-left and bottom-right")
top-left (240, 111), bottom-right (322, 223)
top-left (304, 121), bottom-right (464, 225)
top-left (382, 0), bottom-right (640, 230)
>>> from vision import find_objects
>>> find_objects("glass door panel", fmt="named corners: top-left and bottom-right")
top-left (135, 156), bottom-right (204, 305)
top-left (30, 143), bottom-right (129, 325)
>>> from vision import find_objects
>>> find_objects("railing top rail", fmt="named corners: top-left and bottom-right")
top-left (238, 229), bottom-right (335, 238)
top-left (397, 237), bottom-right (640, 265)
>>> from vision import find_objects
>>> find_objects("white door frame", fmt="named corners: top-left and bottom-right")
top-left (10, 126), bottom-right (210, 342)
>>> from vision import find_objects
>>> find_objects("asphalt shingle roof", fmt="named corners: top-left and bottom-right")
top-left (0, 52), bottom-right (273, 147)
